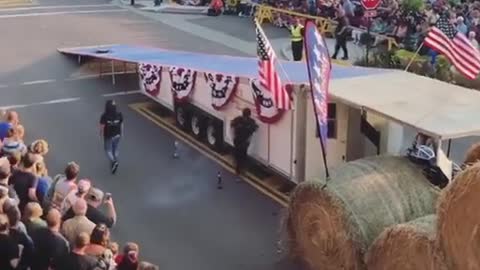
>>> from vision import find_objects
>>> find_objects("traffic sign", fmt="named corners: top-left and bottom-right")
top-left (361, 0), bottom-right (381, 10)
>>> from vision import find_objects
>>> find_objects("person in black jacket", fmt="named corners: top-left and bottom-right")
top-left (230, 108), bottom-right (258, 180)
top-left (332, 9), bottom-right (350, 60)
top-left (99, 100), bottom-right (123, 174)
top-left (3, 203), bottom-right (34, 270)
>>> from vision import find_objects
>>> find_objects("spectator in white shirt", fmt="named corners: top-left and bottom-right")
top-left (469, 31), bottom-right (479, 50)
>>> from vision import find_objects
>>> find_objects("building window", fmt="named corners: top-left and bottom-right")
top-left (316, 103), bottom-right (337, 139)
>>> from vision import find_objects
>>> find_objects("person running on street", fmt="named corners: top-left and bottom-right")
top-left (99, 100), bottom-right (123, 174)
top-left (230, 108), bottom-right (258, 181)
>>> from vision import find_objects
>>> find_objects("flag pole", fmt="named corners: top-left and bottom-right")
top-left (303, 19), bottom-right (330, 183)
top-left (404, 42), bottom-right (424, 72)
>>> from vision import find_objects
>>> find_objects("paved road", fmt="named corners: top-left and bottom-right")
top-left (0, 1), bottom-right (295, 269)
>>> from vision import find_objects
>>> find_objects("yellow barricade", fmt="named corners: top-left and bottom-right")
top-left (226, 0), bottom-right (239, 9)
top-left (254, 4), bottom-right (398, 51)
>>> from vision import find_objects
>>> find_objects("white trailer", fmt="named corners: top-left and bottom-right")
top-left (58, 45), bottom-right (480, 184)
top-left (140, 62), bottom-right (480, 184)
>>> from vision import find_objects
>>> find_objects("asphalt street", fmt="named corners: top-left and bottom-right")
top-left (1, 0), bottom-right (479, 268)
top-left (0, 1), bottom-right (292, 269)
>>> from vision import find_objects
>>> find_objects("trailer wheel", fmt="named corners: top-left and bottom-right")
top-left (175, 105), bottom-right (190, 131)
top-left (190, 113), bottom-right (205, 139)
top-left (206, 119), bottom-right (223, 151)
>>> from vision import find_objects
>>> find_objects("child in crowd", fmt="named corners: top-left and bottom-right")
top-left (115, 242), bottom-right (140, 270)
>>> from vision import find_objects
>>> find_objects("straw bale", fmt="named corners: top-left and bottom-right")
top-left (286, 156), bottom-right (440, 270)
top-left (438, 162), bottom-right (480, 270)
top-left (366, 215), bottom-right (447, 270)
top-left (463, 142), bottom-right (480, 166)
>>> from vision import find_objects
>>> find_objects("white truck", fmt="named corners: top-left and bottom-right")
top-left (59, 45), bottom-right (480, 184)
top-left (135, 49), bottom-right (480, 184)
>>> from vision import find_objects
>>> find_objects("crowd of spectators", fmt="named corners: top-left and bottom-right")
top-left (0, 110), bottom-right (158, 270)
top-left (224, 0), bottom-right (480, 53)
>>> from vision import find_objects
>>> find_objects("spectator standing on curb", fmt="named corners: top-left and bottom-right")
top-left (85, 224), bottom-right (115, 270)
top-left (11, 153), bottom-right (39, 214)
top-left (0, 111), bottom-right (19, 142)
top-left (469, 31), bottom-right (479, 49)
top-left (230, 108), bottom-right (258, 181)
top-left (4, 204), bottom-right (34, 270)
top-left (2, 127), bottom-right (27, 156)
top-left (0, 213), bottom-right (19, 270)
top-left (290, 18), bottom-right (305, 61)
top-left (30, 208), bottom-right (70, 270)
top-left (60, 179), bottom-right (91, 215)
top-left (48, 162), bottom-right (80, 211)
top-left (53, 232), bottom-right (96, 270)
top-left (0, 157), bottom-right (19, 207)
top-left (100, 100), bottom-right (123, 174)
top-left (62, 198), bottom-right (96, 246)
top-left (34, 161), bottom-right (52, 205)
top-left (115, 242), bottom-right (140, 270)
top-left (23, 202), bottom-right (47, 234)
top-left (63, 187), bottom-right (117, 228)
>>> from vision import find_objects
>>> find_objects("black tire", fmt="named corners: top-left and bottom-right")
top-left (206, 119), bottom-right (223, 152)
top-left (190, 112), bottom-right (206, 140)
top-left (175, 105), bottom-right (190, 131)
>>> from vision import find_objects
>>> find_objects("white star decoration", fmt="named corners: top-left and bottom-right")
top-left (306, 24), bottom-right (330, 127)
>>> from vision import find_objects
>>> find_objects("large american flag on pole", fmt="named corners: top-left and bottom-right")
top-left (255, 20), bottom-right (292, 110)
top-left (304, 20), bottom-right (331, 148)
top-left (424, 13), bottom-right (480, 80)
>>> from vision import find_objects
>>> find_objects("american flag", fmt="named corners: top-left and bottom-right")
top-left (304, 20), bottom-right (331, 148)
top-left (255, 20), bottom-right (291, 110)
top-left (424, 14), bottom-right (480, 80)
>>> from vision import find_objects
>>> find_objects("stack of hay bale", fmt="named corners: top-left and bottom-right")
top-left (285, 151), bottom-right (480, 270)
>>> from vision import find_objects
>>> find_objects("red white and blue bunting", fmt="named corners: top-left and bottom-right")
top-left (250, 79), bottom-right (284, 124)
top-left (204, 72), bottom-right (239, 110)
top-left (169, 67), bottom-right (197, 102)
top-left (139, 63), bottom-right (162, 97)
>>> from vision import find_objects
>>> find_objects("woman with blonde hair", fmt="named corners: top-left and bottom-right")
top-left (15, 124), bottom-right (25, 143)
top-left (23, 201), bottom-right (46, 234)
top-left (29, 139), bottom-right (49, 156)
top-left (34, 160), bottom-right (52, 206)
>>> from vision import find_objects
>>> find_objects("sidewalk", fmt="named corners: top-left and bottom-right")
top-left (115, 0), bottom-right (364, 63)
top-left (0, 0), bottom-right (34, 8)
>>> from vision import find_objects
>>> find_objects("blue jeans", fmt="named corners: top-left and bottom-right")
top-left (104, 135), bottom-right (121, 163)
top-left (429, 49), bottom-right (438, 66)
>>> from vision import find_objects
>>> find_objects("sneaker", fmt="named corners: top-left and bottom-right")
top-left (111, 161), bottom-right (119, 174)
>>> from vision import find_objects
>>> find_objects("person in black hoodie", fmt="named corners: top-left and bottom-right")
top-left (99, 100), bottom-right (123, 174)
top-left (230, 108), bottom-right (258, 181)
top-left (3, 203), bottom-right (34, 270)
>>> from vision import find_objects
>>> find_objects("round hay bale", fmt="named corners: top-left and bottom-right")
top-left (286, 156), bottom-right (440, 270)
top-left (366, 215), bottom-right (447, 270)
top-left (438, 162), bottom-right (480, 270)
top-left (463, 142), bottom-right (480, 166)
